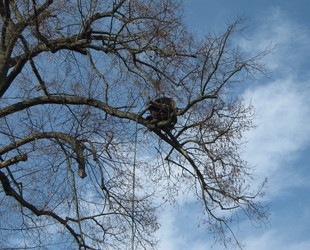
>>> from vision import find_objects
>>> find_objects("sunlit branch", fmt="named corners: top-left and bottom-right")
top-left (0, 154), bottom-right (27, 169)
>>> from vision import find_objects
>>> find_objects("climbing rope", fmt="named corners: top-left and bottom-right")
top-left (131, 118), bottom-right (139, 250)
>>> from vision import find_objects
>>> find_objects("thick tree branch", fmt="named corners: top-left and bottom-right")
top-left (0, 154), bottom-right (27, 169)
top-left (0, 132), bottom-right (87, 178)
top-left (0, 95), bottom-right (150, 126)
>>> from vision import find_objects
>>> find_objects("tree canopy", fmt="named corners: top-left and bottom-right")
top-left (0, 0), bottom-right (268, 249)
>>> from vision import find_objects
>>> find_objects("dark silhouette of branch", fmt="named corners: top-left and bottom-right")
top-left (0, 170), bottom-right (90, 248)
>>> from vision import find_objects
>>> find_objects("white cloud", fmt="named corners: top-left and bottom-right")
top-left (240, 7), bottom-right (310, 74)
top-left (240, 6), bottom-right (310, 198)
top-left (243, 77), bottom-right (310, 168)
top-left (242, 77), bottom-right (310, 199)
top-left (244, 229), bottom-right (310, 250)
top-left (157, 206), bottom-right (215, 250)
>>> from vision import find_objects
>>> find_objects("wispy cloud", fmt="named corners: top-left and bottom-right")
top-left (244, 229), bottom-right (310, 250)
top-left (241, 7), bottom-right (310, 198)
top-left (241, 7), bottom-right (310, 74)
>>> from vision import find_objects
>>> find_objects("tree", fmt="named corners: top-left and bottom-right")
top-left (0, 0), bottom-right (268, 249)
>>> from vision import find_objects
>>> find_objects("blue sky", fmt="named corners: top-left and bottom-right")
top-left (157, 1), bottom-right (310, 249)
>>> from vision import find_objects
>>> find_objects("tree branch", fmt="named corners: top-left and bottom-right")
top-left (0, 132), bottom-right (87, 178)
top-left (0, 95), bottom-right (150, 126)
top-left (0, 154), bottom-right (27, 169)
top-left (0, 170), bottom-right (86, 247)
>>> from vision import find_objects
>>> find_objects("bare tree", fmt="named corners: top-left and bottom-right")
top-left (0, 0), bottom-right (268, 249)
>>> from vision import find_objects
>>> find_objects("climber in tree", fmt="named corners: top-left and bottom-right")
top-left (146, 97), bottom-right (177, 131)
